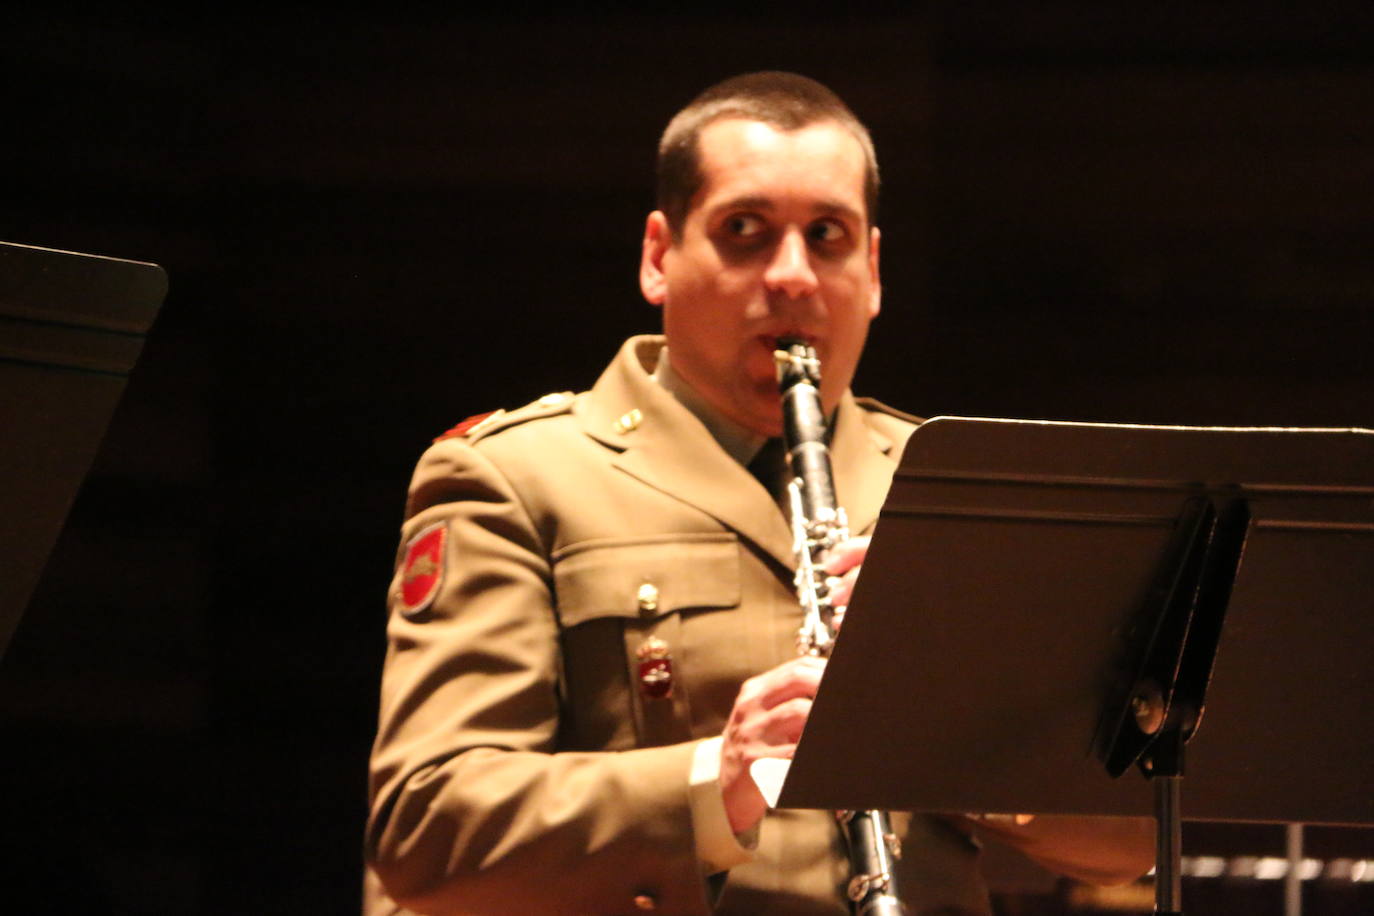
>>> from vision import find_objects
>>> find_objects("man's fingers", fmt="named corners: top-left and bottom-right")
top-left (722, 665), bottom-right (819, 769)
top-left (735, 656), bottom-right (825, 710)
top-left (719, 659), bottom-right (824, 833)
top-left (725, 702), bottom-right (809, 769)
top-left (970, 813), bottom-right (1037, 826)
top-left (821, 535), bottom-right (870, 612)
top-left (821, 535), bottom-right (870, 576)
top-left (826, 567), bottom-right (861, 609)
top-left (754, 696), bottom-right (811, 747)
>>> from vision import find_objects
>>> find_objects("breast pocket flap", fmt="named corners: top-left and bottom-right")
top-left (553, 534), bottom-right (741, 628)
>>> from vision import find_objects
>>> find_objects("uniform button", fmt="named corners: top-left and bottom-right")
top-left (636, 582), bottom-right (659, 613)
top-left (614, 408), bottom-right (642, 434)
top-left (633, 893), bottom-right (657, 911)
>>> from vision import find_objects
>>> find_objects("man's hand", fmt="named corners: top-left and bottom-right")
top-left (822, 535), bottom-right (870, 617)
top-left (960, 814), bottom-right (1156, 887)
top-left (718, 655), bottom-right (826, 834)
top-left (717, 537), bottom-right (871, 834)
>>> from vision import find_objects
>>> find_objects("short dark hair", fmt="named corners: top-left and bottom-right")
top-left (655, 72), bottom-right (879, 237)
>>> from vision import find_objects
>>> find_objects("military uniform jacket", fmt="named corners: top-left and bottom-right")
top-left (367, 337), bottom-right (991, 915)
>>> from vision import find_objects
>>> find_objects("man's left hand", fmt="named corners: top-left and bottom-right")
top-left (821, 535), bottom-right (870, 614)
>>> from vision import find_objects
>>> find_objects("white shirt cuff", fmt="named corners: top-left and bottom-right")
top-left (689, 736), bottom-right (757, 874)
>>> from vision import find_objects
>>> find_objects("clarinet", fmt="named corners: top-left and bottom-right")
top-left (774, 339), bottom-right (909, 916)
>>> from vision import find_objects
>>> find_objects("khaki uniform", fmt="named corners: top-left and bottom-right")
top-left (367, 337), bottom-right (991, 915)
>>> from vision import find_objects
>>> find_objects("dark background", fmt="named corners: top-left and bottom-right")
top-left (2, 6), bottom-right (1372, 914)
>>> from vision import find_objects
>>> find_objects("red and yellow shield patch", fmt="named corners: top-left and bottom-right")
top-left (399, 522), bottom-right (447, 617)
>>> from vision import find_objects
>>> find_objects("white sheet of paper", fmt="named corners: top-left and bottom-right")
top-left (749, 757), bottom-right (793, 809)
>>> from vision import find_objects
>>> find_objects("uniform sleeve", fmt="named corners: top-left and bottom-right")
top-left (366, 438), bottom-right (713, 915)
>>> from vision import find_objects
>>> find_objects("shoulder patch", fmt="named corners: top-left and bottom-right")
top-left (399, 521), bottom-right (447, 617)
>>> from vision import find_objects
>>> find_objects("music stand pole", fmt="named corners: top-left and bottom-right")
top-left (1150, 749), bottom-right (1184, 915)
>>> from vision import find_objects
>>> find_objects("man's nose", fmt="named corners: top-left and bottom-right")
top-left (763, 229), bottom-right (818, 300)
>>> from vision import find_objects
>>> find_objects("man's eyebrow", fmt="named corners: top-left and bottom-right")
top-left (711, 195), bottom-right (775, 214)
top-left (812, 200), bottom-right (864, 222)
top-left (709, 196), bottom-right (864, 222)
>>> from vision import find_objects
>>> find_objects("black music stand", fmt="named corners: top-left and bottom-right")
top-left (0, 241), bottom-right (167, 660)
top-left (771, 417), bottom-right (1374, 916)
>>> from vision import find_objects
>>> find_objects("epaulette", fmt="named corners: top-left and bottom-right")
top-left (854, 396), bottom-right (925, 426)
top-left (432, 391), bottom-right (577, 444)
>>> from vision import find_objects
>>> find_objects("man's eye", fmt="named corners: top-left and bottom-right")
top-left (808, 220), bottom-right (846, 243)
top-left (725, 214), bottom-right (765, 237)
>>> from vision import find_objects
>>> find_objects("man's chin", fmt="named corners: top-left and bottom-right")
top-left (736, 390), bottom-right (784, 438)
top-left (749, 418), bottom-right (784, 439)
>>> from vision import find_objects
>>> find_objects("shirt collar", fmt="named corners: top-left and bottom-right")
top-left (651, 346), bottom-right (768, 468)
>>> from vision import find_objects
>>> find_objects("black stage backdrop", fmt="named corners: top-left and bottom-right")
top-left (2, 7), bottom-right (1372, 915)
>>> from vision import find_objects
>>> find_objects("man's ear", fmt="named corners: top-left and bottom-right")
top-left (639, 210), bottom-right (672, 306)
top-left (867, 225), bottom-right (882, 318)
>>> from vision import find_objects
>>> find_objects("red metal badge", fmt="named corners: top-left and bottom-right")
top-left (636, 636), bottom-right (673, 699)
top-left (434, 410), bottom-right (498, 443)
top-left (399, 522), bottom-right (447, 617)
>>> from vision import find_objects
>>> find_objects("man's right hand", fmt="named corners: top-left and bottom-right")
top-left (718, 655), bottom-right (826, 834)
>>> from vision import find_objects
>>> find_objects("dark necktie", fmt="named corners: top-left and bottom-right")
top-left (747, 437), bottom-right (790, 517)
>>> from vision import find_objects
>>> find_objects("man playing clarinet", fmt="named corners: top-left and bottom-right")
top-left (365, 72), bottom-right (1153, 916)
